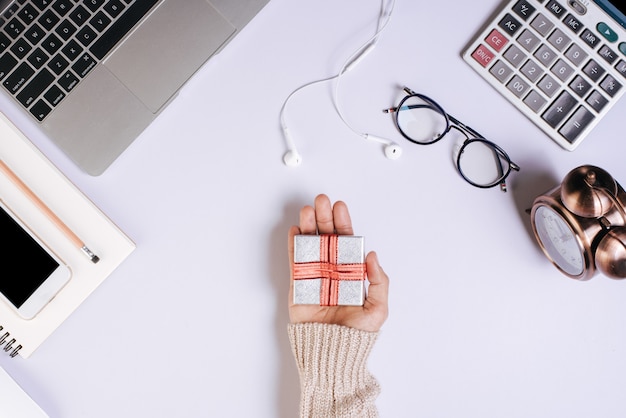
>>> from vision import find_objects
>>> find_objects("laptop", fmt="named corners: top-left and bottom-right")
top-left (0, 0), bottom-right (269, 175)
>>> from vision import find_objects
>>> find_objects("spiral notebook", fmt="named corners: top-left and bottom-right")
top-left (0, 112), bottom-right (135, 358)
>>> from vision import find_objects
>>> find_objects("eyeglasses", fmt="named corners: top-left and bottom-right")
top-left (383, 87), bottom-right (520, 192)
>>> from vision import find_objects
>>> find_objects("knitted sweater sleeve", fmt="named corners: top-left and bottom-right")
top-left (288, 322), bottom-right (381, 418)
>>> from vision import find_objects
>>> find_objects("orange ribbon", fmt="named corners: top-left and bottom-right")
top-left (293, 234), bottom-right (366, 306)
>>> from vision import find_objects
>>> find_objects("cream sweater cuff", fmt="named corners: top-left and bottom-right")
top-left (288, 323), bottom-right (381, 418)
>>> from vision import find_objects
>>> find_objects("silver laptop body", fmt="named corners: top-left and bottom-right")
top-left (0, 0), bottom-right (269, 175)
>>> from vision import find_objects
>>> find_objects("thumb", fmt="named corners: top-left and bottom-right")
top-left (365, 251), bottom-right (389, 305)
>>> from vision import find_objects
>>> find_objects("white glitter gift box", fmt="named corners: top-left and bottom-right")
top-left (292, 234), bottom-right (366, 306)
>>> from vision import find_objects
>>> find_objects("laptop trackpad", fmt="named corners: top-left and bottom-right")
top-left (103, 0), bottom-right (236, 113)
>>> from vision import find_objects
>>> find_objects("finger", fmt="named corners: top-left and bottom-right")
top-left (364, 251), bottom-right (389, 307)
top-left (288, 225), bottom-right (301, 307)
top-left (299, 205), bottom-right (316, 234)
top-left (288, 225), bottom-right (301, 273)
top-left (314, 194), bottom-right (335, 234)
top-left (332, 201), bottom-right (353, 235)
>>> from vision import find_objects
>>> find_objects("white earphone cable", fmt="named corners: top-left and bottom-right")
top-left (333, 0), bottom-right (396, 141)
top-left (279, 0), bottom-right (397, 164)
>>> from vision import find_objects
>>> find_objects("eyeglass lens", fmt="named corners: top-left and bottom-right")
top-left (456, 140), bottom-right (509, 188)
top-left (396, 95), bottom-right (447, 145)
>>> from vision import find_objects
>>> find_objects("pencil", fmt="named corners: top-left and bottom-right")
top-left (0, 160), bottom-right (100, 264)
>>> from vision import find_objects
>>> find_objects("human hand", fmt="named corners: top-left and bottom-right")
top-left (288, 194), bottom-right (389, 333)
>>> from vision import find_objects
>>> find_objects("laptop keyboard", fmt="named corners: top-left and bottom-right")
top-left (0, 0), bottom-right (157, 122)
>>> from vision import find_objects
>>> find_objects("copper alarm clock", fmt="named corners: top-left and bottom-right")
top-left (530, 165), bottom-right (626, 280)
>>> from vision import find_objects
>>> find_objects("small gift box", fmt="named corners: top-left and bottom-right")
top-left (292, 234), bottom-right (366, 306)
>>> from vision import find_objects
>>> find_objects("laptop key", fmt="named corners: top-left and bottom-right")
top-left (38, 9), bottom-right (60, 31)
top-left (44, 85), bottom-right (65, 107)
top-left (85, 0), bottom-right (106, 13)
top-left (16, 68), bottom-right (54, 107)
top-left (76, 25), bottom-right (97, 47)
top-left (90, 0), bottom-right (159, 60)
top-left (5, 18), bottom-right (26, 39)
top-left (90, 11), bottom-right (112, 32)
top-left (61, 39), bottom-right (83, 61)
top-left (27, 48), bottom-right (49, 69)
top-left (52, 0), bottom-right (73, 17)
top-left (4, 62), bottom-right (35, 94)
top-left (0, 53), bottom-right (18, 79)
top-left (17, 4), bottom-right (39, 25)
top-left (58, 70), bottom-right (78, 92)
top-left (30, 99), bottom-right (51, 121)
top-left (42, 33), bottom-right (62, 54)
top-left (69, 5), bottom-right (91, 27)
top-left (31, 0), bottom-right (52, 11)
top-left (72, 53), bottom-right (96, 77)
top-left (104, 0), bottom-right (125, 19)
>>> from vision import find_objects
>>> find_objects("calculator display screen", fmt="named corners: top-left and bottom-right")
top-left (594, 1), bottom-right (626, 28)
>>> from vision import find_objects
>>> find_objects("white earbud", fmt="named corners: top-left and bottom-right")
top-left (384, 143), bottom-right (402, 160)
top-left (282, 127), bottom-right (302, 167)
top-left (283, 149), bottom-right (302, 167)
top-left (364, 134), bottom-right (403, 160)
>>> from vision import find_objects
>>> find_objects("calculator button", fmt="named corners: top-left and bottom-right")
top-left (598, 45), bottom-right (618, 64)
top-left (620, 43), bottom-right (626, 56)
top-left (531, 13), bottom-right (554, 37)
top-left (568, 75), bottom-right (591, 97)
top-left (535, 44), bottom-right (558, 66)
top-left (512, 0), bottom-right (536, 21)
top-left (551, 58), bottom-right (574, 81)
top-left (586, 90), bottom-right (608, 112)
top-left (485, 29), bottom-right (508, 52)
top-left (563, 14), bottom-right (583, 34)
top-left (597, 22), bottom-right (618, 43)
top-left (504, 44), bottom-right (527, 68)
top-left (471, 44), bottom-right (495, 67)
top-left (548, 28), bottom-right (572, 52)
top-left (489, 60), bottom-right (513, 82)
top-left (616, 60), bottom-right (626, 78)
top-left (583, 59), bottom-right (605, 81)
top-left (600, 74), bottom-right (622, 97)
top-left (518, 29), bottom-right (541, 52)
top-left (521, 58), bottom-right (544, 82)
top-left (499, 13), bottom-right (522, 36)
top-left (559, 106), bottom-right (594, 143)
top-left (507, 75), bottom-right (531, 97)
top-left (542, 90), bottom-right (577, 127)
top-left (569, 1), bottom-right (586, 15)
top-left (580, 28), bottom-right (600, 49)
top-left (538, 73), bottom-right (559, 97)
top-left (564, 43), bottom-right (587, 66)
top-left (524, 90), bottom-right (547, 112)
top-left (546, 0), bottom-right (566, 18)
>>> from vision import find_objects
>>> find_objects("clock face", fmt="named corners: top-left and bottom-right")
top-left (533, 205), bottom-right (584, 276)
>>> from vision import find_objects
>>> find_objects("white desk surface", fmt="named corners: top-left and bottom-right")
top-left (2, 0), bottom-right (626, 417)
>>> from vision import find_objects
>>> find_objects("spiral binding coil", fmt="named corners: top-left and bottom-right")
top-left (0, 326), bottom-right (21, 358)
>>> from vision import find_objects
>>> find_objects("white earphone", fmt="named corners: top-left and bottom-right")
top-left (364, 134), bottom-right (403, 160)
top-left (280, 0), bottom-right (400, 167)
top-left (282, 127), bottom-right (302, 167)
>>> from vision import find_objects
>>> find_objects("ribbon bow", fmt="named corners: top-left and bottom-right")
top-left (293, 234), bottom-right (366, 306)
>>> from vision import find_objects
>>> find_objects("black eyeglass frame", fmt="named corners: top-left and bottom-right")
top-left (384, 87), bottom-right (520, 192)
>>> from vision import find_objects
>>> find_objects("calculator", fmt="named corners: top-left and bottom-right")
top-left (463, 0), bottom-right (626, 151)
